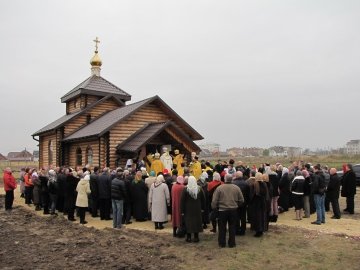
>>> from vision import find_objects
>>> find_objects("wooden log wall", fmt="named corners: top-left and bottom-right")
top-left (66, 98), bottom-right (82, 114)
top-left (39, 133), bottom-right (57, 168)
top-left (165, 127), bottom-right (195, 153)
top-left (56, 128), bottom-right (64, 166)
top-left (67, 140), bottom-right (99, 168)
top-left (86, 95), bottom-right (101, 106)
top-left (109, 103), bottom-right (170, 168)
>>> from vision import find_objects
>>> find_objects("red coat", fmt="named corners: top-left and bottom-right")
top-left (3, 171), bottom-right (17, 191)
top-left (171, 183), bottom-right (185, 227)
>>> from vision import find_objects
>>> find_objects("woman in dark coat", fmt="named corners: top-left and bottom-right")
top-left (39, 168), bottom-right (50, 215)
top-left (249, 172), bottom-right (269, 237)
top-left (180, 176), bottom-right (205, 243)
top-left (64, 170), bottom-right (79, 221)
top-left (278, 168), bottom-right (291, 213)
top-left (130, 171), bottom-right (149, 221)
top-left (198, 172), bottom-right (210, 228)
top-left (268, 166), bottom-right (279, 222)
top-left (31, 170), bottom-right (42, 211)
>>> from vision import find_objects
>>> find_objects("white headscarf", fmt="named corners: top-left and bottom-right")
top-left (282, 167), bottom-right (289, 176)
top-left (187, 176), bottom-right (199, 199)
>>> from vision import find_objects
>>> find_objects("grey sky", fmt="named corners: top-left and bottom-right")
top-left (1, 0), bottom-right (359, 154)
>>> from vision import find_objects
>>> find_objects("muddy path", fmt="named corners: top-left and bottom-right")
top-left (0, 199), bottom-right (180, 270)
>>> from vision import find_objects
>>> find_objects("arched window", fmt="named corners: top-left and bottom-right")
top-left (76, 147), bottom-right (82, 166)
top-left (86, 146), bottom-right (93, 165)
top-left (48, 140), bottom-right (54, 165)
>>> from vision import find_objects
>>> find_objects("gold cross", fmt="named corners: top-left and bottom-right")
top-left (93, 37), bottom-right (100, 51)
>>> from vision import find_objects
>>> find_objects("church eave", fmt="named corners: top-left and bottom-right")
top-left (61, 89), bottom-right (131, 103)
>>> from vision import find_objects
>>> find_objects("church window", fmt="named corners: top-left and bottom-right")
top-left (48, 140), bottom-right (54, 165)
top-left (86, 146), bottom-right (93, 165)
top-left (86, 114), bottom-right (91, 124)
top-left (76, 147), bottom-right (82, 166)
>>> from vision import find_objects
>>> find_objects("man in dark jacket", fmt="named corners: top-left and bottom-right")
top-left (111, 168), bottom-right (128, 228)
top-left (90, 167), bottom-right (99, 217)
top-left (311, 165), bottom-right (326, 225)
top-left (212, 174), bottom-right (244, 248)
top-left (327, 168), bottom-right (341, 219)
top-left (341, 164), bottom-right (357, 215)
top-left (232, 171), bottom-right (249, 235)
top-left (97, 168), bottom-right (112, 220)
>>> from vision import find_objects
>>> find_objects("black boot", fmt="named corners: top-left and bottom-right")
top-left (173, 227), bottom-right (177, 237)
top-left (193, 233), bottom-right (199, 243)
top-left (273, 215), bottom-right (278, 223)
top-left (158, 222), bottom-right (164, 230)
top-left (155, 222), bottom-right (159, 229)
top-left (210, 220), bottom-right (217, 233)
top-left (186, 233), bottom-right (191, 242)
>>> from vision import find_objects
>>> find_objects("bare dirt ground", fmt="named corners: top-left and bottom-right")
top-left (1, 186), bottom-right (359, 270)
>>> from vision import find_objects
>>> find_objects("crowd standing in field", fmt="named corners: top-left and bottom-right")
top-left (2, 150), bottom-right (358, 248)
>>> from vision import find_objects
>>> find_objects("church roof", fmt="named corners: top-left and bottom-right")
top-left (32, 95), bottom-right (124, 136)
top-left (63, 95), bottom-right (203, 142)
top-left (117, 121), bottom-right (200, 153)
top-left (61, 75), bottom-right (131, 103)
top-left (32, 111), bottom-right (82, 136)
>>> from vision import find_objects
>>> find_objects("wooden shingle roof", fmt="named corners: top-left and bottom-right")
top-left (61, 75), bottom-right (131, 103)
top-left (32, 111), bottom-right (82, 136)
top-left (63, 96), bottom-right (204, 142)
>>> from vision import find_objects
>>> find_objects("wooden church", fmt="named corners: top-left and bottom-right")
top-left (32, 38), bottom-right (203, 169)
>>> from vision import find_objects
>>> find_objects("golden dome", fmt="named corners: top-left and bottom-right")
top-left (90, 51), bottom-right (102, 67)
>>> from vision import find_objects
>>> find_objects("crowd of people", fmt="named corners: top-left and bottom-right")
top-left (2, 154), bottom-right (358, 248)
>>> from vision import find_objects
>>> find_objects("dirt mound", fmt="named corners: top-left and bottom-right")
top-left (0, 200), bottom-right (180, 270)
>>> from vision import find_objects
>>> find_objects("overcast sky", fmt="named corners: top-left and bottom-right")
top-left (1, 0), bottom-right (359, 154)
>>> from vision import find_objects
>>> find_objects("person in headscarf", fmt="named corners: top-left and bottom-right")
top-left (48, 169), bottom-right (58, 215)
top-left (267, 165), bottom-right (280, 222)
top-left (76, 174), bottom-right (91, 224)
top-left (249, 172), bottom-right (269, 237)
top-left (291, 170), bottom-right (305, 221)
top-left (145, 170), bottom-right (157, 190)
top-left (130, 171), bottom-right (149, 221)
top-left (148, 175), bottom-right (170, 230)
top-left (31, 169), bottom-right (42, 211)
top-left (171, 176), bottom-right (186, 237)
top-left (278, 167), bottom-right (291, 213)
top-left (180, 176), bottom-right (205, 243)
top-left (199, 172), bottom-right (210, 228)
top-left (39, 168), bottom-right (50, 215)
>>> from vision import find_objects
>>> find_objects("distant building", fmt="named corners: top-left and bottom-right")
top-left (346, 140), bottom-right (360, 155)
top-left (198, 143), bottom-right (220, 155)
top-left (269, 146), bottom-right (302, 157)
top-left (226, 147), bottom-right (264, 157)
top-left (33, 150), bottom-right (39, 162)
top-left (0, 153), bottom-right (7, 161)
top-left (7, 150), bottom-right (33, 161)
